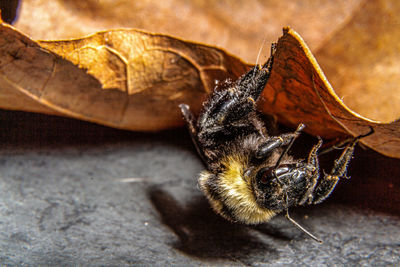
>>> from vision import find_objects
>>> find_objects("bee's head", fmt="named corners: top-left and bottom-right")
top-left (252, 163), bottom-right (316, 211)
top-left (197, 155), bottom-right (316, 224)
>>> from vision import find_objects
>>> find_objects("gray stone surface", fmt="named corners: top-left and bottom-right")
top-left (0, 110), bottom-right (399, 266)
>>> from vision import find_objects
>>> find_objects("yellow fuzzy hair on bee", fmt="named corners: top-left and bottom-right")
top-left (198, 155), bottom-right (275, 224)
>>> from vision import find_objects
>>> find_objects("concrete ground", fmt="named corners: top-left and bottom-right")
top-left (0, 110), bottom-right (399, 266)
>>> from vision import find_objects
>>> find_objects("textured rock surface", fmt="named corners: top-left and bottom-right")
top-left (0, 110), bottom-right (399, 266)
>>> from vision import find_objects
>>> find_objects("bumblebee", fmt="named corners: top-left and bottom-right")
top-left (179, 45), bottom-right (370, 242)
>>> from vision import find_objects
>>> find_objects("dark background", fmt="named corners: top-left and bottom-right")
top-left (0, 0), bottom-right (20, 24)
top-left (0, 110), bottom-right (399, 266)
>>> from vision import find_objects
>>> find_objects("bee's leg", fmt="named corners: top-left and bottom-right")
top-left (319, 127), bottom-right (374, 156)
top-left (179, 104), bottom-right (208, 164)
top-left (238, 43), bottom-right (276, 101)
top-left (309, 139), bottom-right (358, 205)
top-left (199, 44), bottom-right (276, 130)
top-left (255, 135), bottom-right (292, 159)
top-left (308, 127), bottom-right (374, 204)
top-left (197, 93), bottom-right (265, 144)
top-left (255, 124), bottom-right (305, 160)
top-left (298, 138), bottom-right (323, 205)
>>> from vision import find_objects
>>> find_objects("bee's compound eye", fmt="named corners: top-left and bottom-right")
top-left (256, 167), bottom-right (275, 184)
top-left (257, 165), bottom-right (291, 184)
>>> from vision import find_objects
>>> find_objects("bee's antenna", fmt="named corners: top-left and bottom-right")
top-left (272, 124), bottom-right (305, 186)
top-left (274, 123), bottom-right (305, 169)
top-left (284, 194), bottom-right (323, 243)
top-left (285, 209), bottom-right (323, 243)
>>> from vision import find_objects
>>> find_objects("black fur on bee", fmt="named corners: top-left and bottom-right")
top-left (179, 44), bottom-right (373, 242)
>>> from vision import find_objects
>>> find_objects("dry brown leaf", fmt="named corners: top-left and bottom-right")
top-left (315, 0), bottom-right (400, 123)
top-left (1, 7), bottom-right (399, 158)
top-left (0, 22), bottom-right (247, 131)
top-left (0, 75), bottom-right (62, 115)
top-left (260, 27), bottom-right (400, 158)
top-left (14, 0), bottom-right (362, 63)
